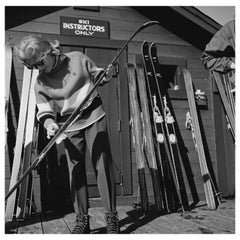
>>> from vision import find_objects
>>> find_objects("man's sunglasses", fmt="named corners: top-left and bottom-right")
top-left (23, 58), bottom-right (45, 70)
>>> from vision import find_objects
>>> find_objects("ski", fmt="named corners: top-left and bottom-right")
top-left (212, 71), bottom-right (235, 141)
top-left (183, 69), bottom-right (219, 210)
top-left (136, 64), bottom-right (164, 213)
top-left (26, 122), bottom-right (39, 218)
top-left (127, 64), bottom-right (150, 215)
top-left (17, 69), bottom-right (38, 219)
top-left (149, 42), bottom-right (189, 212)
top-left (5, 43), bottom-right (13, 141)
top-left (5, 67), bottom-right (33, 219)
top-left (145, 41), bottom-right (189, 213)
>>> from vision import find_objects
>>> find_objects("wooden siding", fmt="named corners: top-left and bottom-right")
top-left (5, 6), bottom-right (217, 208)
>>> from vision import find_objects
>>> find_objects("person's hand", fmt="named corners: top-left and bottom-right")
top-left (46, 122), bottom-right (59, 139)
top-left (104, 64), bottom-right (114, 81)
top-left (94, 65), bottom-right (114, 86)
top-left (230, 62), bottom-right (235, 69)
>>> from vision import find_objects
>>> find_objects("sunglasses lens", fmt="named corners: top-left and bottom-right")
top-left (24, 58), bottom-right (44, 69)
top-left (38, 59), bottom-right (45, 67)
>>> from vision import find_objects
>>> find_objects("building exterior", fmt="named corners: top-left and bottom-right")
top-left (5, 6), bottom-right (235, 213)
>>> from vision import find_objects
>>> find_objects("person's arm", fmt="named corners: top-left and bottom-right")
top-left (34, 80), bottom-right (59, 138)
top-left (201, 20), bottom-right (235, 73)
top-left (92, 65), bottom-right (115, 86)
top-left (201, 53), bottom-right (234, 73)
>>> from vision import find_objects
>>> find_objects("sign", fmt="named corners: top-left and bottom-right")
top-left (60, 16), bottom-right (110, 39)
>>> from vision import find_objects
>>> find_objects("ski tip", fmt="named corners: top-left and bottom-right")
top-left (143, 21), bottom-right (160, 27)
top-left (149, 42), bottom-right (157, 51)
top-left (182, 69), bottom-right (191, 79)
top-left (142, 40), bottom-right (149, 45)
top-left (141, 41), bottom-right (149, 53)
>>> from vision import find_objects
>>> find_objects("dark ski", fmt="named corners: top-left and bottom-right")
top-left (136, 64), bottom-right (164, 213)
top-left (147, 42), bottom-right (189, 213)
top-left (5, 43), bottom-right (12, 140)
top-left (142, 41), bottom-right (183, 213)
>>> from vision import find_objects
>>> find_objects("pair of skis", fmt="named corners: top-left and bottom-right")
top-left (141, 41), bottom-right (189, 214)
top-left (5, 66), bottom-right (39, 220)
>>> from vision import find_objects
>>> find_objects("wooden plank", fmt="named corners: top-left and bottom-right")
top-left (129, 41), bottom-right (202, 57)
top-left (89, 208), bottom-right (106, 233)
top-left (172, 213), bottom-right (217, 233)
top-left (5, 67), bottom-right (32, 220)
top-left (61, 212), bottom-right (76, 233)
top-left (17, 216), bottom-right (43, 234)
top-left (111, 30), bottom-right (190, 47)
top-left (187, 58), bottom-right (205, 69)
top-left (89, 207), bottom-right (106, 233)
top-left (163, 213), bottom-right (203, 233)
top-left (132, 217), bottom-right (172, 234)
top-left (41, 214), bottom-right (71, 234)
top-left (198, 208), bottom-right (235, 227)
top-left (30, 6), bottom-right (145, 24)
top-left (5, 199), bottom-right (236, 234)
top-left (183, 211), bottom-right (234, 233)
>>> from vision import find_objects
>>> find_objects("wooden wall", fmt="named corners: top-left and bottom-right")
top-left (5, 6), bottom-right (217, 206)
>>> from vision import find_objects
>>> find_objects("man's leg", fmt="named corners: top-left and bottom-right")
top-left (85, 117), bottom-right (119, 233)
top-left (64, 131), bottom-right (90, 233)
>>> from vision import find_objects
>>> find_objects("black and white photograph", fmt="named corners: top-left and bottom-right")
top-left (3, 2), bottom-right (236, 235)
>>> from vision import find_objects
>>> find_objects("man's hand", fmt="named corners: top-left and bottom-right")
top-left (104, 64), bottom-right (114, 81)
top-left (94, 65), bottom-right (114, 86)
top-left (46, 122), bottom-right (59, 139)
top-left (230, 61), bottom-right (235, 70)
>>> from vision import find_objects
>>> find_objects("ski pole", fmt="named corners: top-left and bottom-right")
top-left (5, 21), bottom-right (160, 201)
